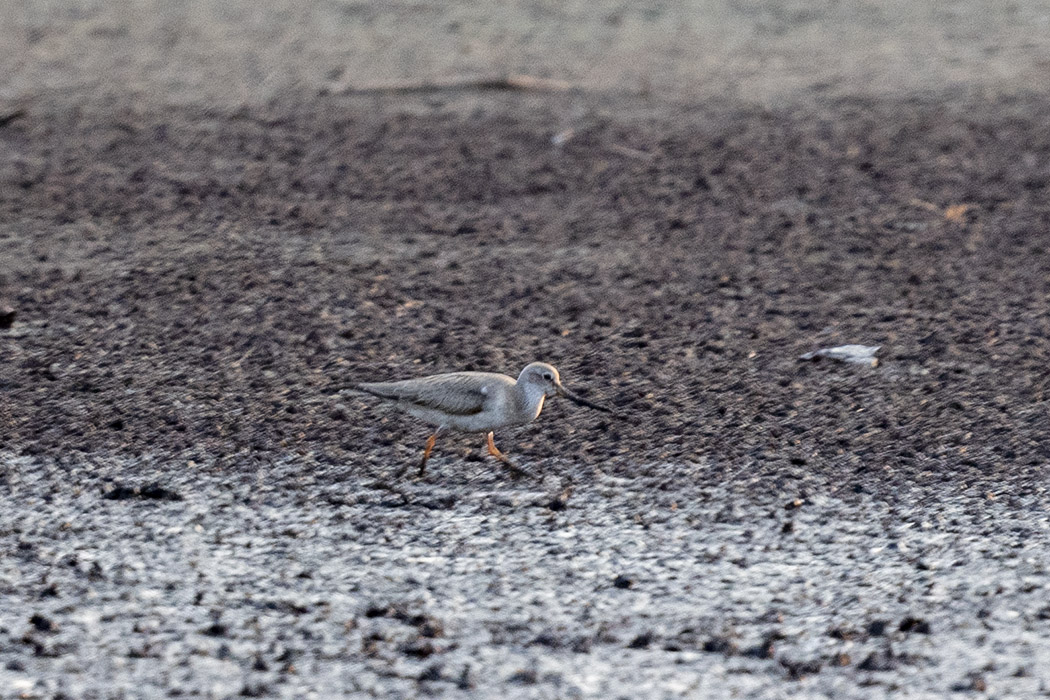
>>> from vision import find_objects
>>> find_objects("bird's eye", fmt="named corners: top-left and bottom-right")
top-left (542, 372), bottom-right (553, 381)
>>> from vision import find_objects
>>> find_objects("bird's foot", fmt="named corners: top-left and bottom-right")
top-left (485, 432), bottom-right (533, 480)
top-left (495, 456), bottom-right (535, 480)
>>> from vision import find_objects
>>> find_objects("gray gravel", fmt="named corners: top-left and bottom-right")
top-left (3, 451), bottom-right (1049, 698)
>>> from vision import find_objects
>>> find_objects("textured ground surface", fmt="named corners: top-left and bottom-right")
top-left (2, 1), bottom-right (1050, 698)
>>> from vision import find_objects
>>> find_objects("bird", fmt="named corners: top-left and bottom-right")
top-left (350, 361), bottom-right (611, 478)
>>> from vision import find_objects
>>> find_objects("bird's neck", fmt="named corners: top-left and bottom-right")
top-left (516, 383), bottom-right (546, 421)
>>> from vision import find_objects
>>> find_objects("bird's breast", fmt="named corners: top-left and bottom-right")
top-left (531, 395), bottom-right (545, 421)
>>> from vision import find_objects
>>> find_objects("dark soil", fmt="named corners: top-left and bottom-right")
top-left (3, 94), bottom-right (1049, 489)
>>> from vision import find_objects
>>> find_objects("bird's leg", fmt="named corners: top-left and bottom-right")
top-left (392, 430), bottom-right (439, 480)
top-left (485, 432), bottom-right (533, 479)
top-left (418, 432), bottom-right (439, 476)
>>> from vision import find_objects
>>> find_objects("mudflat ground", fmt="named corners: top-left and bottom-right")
top-left (2, 2), bottom-right (1050, 698)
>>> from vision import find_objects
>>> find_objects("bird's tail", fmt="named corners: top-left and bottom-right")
top-left (346, 382), bottom-right (402, 401)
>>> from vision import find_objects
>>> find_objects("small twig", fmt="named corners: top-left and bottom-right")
top-left (0, 109), bottom-right (26, 128)
top-left (339, 73), bottom-right (573, 95)
top-left (366, 478), bottom-right (413, 506)
top-left (607, 144), bottom-right (655, 161)
top-left (551, 128), bottom-right (575, 147)
top-left (908, 198), bottom-right (939, 212)
top-left (723, 459), bottom-right (762, 485)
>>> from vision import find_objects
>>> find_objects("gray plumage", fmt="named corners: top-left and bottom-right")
top-left (351, 361), bottom-right (610, 477)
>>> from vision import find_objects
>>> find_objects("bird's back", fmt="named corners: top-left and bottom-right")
top-left (355, 371), bottom-right (516, 419)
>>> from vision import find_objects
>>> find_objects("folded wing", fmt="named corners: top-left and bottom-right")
top-left (354, 374), bottom-right (489, 416)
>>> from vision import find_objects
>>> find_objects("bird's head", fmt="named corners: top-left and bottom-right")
top-left (518, 362), bottom-right (611, 412)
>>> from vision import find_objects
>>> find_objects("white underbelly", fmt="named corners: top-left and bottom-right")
top-left (404, 405), bottom-right (523, 433)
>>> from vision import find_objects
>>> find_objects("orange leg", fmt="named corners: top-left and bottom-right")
top-left (418, 432), bottom-right (438, 475)
top-left (486, 432), bottom-right (532, 479)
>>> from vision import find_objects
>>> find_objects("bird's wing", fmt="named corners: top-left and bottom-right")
top-left (355, 373), bottom-right (492, 416)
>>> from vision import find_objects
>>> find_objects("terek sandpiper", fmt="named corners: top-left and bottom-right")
top-left (351, 362), bottom-right (610, 477)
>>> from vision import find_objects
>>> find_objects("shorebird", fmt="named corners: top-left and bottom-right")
top-left (351, 362), bottom-right (610, 478)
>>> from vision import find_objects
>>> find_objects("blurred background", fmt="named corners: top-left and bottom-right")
top-left (3, 0), bottom-right (1049, 107)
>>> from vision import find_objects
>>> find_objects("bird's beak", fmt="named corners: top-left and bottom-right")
top-left (556, 384), bottom-right (613, 413)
